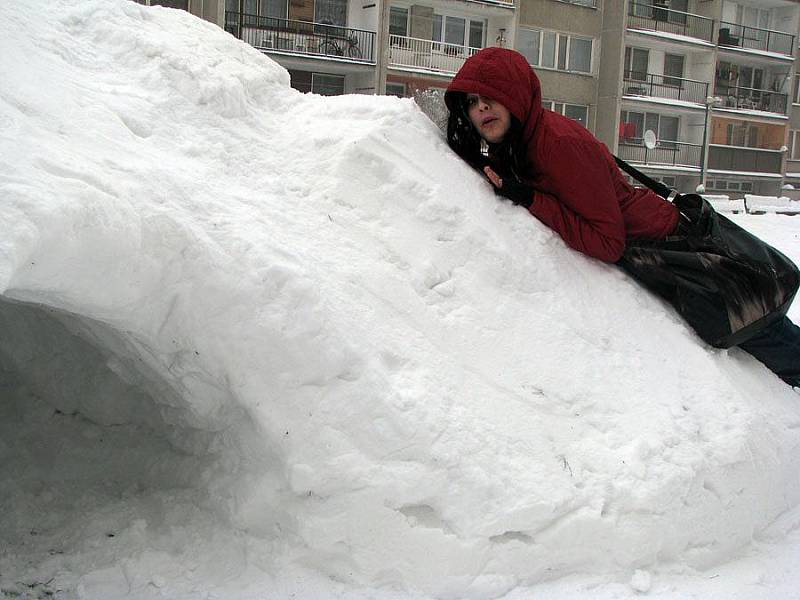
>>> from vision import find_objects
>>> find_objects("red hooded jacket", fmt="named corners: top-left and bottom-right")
top-left (446, 48), bottom-right (679, 263)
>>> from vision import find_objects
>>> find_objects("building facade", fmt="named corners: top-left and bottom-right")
top-left (519, 0), bottom-right (800, 197)
top-left (156, 0), bottom-right (800, 198)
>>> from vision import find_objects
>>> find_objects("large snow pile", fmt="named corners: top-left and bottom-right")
top-left (2, 2), bottom-right (800, 598)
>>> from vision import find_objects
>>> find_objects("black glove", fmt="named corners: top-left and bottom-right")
top-left (494, 178), bottom-right (535, 209)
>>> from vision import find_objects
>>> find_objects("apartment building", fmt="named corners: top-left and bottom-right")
top-left (152, 0), bottom-right (800, 198)
top-left (381, 0), bottom-right (516, 98)
top-left (213, 0), bottom-right (515, 98)
top-left (518, 0), bottom-right (800, 197)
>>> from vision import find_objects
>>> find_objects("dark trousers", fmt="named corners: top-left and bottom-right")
top-left (738, 316), bottom-right (800, 387)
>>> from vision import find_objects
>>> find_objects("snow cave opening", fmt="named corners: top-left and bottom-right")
top-left (0, 295), bottom-right (241, 549)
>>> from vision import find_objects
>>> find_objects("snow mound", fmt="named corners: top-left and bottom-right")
top-left (2, 2), bottom-right (800, 598)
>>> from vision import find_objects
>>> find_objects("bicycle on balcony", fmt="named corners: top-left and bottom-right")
top-left (318, 31), bottom-right (362, 59)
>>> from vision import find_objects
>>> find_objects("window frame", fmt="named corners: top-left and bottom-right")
top-left (624, 46), bottom-right (650, 81)
top-left (621, 110), bottom-right (680, 144)
top-left (789, 130), bottom-right (800, 161)
top-left (432, 12), bottom-right (486, 50)
top-left (544, 99), bottom-right (590, 127)
top-left (518, 28), bottom-right (594, 75)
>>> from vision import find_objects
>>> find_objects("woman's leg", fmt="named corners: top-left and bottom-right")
top-left (738, 316), bottom-right (800, 387)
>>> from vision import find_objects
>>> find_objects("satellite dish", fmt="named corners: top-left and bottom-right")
top-left (643, 129), bottom-right (657, 150)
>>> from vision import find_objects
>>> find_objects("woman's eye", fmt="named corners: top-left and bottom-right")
top-left (466, 96), bottom-right (477, 106)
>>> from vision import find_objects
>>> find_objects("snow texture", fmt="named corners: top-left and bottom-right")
top-left (2, 2), bottom-right (800, 599)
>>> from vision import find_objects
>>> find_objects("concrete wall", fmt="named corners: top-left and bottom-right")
top-left (596, 0), bottom-right (626, 149)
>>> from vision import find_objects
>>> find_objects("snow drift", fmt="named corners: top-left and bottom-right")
top-left (2, 1), bottom-right (800, 598)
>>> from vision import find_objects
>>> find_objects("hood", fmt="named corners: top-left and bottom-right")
top-left (445, 48), bottom-right (543, 142)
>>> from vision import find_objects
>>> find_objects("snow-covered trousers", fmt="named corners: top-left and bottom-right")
top-left (738, 316), bottom-right (800, 387)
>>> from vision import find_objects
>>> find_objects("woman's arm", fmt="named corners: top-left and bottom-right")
top-left (528, 138), bottom-right (626, 262)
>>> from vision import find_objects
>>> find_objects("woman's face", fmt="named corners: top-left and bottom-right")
top-left (466, 94), bottom-right (511, 144)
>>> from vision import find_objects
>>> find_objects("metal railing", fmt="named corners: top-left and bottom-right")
top-left (708, 145), bottom-right (783, 174)
top-left (718, 21), bottom-right (794, 56)
top-left (627, 1), bottom-right (714, 43)
top-left (388, 34), bottom-right (481, 75)
top-left (551, 0), bottom-right (597, 7)
top-left (713, 83), bottom-right (788, 115)
top-left (618, 138), bottom-right (703, 168)
top-left (224, 11), bottom-right (376, 63)
top-left (467, 0), bottom-right (515, 6)
top-left (623, 71), bottom-right (709, 104)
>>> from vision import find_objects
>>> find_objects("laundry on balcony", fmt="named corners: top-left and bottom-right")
top-left (619, 122), bottom-right (637, 140)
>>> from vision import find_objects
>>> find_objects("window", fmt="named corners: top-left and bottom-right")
top-left (568, 37), bottom-right (592, 72)
top-left (234, 0), bottom-right (286, 18)
top-left (518, 29), bottom-right (593, 74)
top-left (148, 0), bottom-right (189, 7)
top-left (389, 7), bottom-right (408, 38)
top-left (469, 21), bottom-right (485, 50)
top-left (624, 47), bottom-right (649, 81)
top-left (789, 130), bottom-right (800, 160)
top-left (315, 0), bottom-right (346, 26)
top-left (793, 76), bottom-right (800, 105)
top-left (669, 0), bottom-right (688, 25)
top-left (312, 73), bottom-right (345, 95)
top-left (544, 100), bottom-right (589, 127)
top-left (432, 14), bottom-right (485, 51)
top-left (708, 179), bottom-right (754, 192)
top-left (663, 54), bottom-right (684, 86)
top-left (621, 110), bottom-right (680, 143)
top-left (445, 16), bottom-right (466, 47)
top-left (725, 122), bottom-right (762, 148)
top-left (386, 82), bottom-right (406, 98)
top-left (289, 70), bottom-right (345, 95)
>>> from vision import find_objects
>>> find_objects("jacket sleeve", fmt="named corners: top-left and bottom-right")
top-left (528, 138), bottom-right (626, 262)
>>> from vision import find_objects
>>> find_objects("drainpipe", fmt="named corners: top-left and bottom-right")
top-left (697, 95), bottom-right (717, 194)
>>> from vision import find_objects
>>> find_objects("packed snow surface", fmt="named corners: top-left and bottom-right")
top-left (2, 2), bottom-right (800, 598)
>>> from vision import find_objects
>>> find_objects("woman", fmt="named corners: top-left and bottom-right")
top-left (444, 47), bottom-right (800, 388)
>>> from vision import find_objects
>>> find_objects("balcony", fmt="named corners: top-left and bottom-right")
top-left (623, 71), bottom-right (709, 105)
top-left (388, 35), bottom-right (480, 75)
top-left (224, 11), bottom-right (376, 63)
top-left (618, 138), bottom-right (702, 168)
top-left (718, 22), bottom-right (794, 57)
top-left (627, 1), bottom-right (714, 44)
top-left (708, 145), bottom-right (783, 174)
top-left (713, 83), bottom-right (788, 115)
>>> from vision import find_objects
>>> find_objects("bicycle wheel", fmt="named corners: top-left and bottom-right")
top-left (319, 40), bottom-right (342, 57)
top-left (347, 43), bottom-right (362, 59)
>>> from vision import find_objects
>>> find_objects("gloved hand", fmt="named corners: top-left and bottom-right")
top-left (483, 166), bottom-right (534, 209)
top-left (494, 178), bottom-right (535, 209)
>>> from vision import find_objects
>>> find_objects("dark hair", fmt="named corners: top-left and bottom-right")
top-left (446, 92), bottom-right (527, 182)
top-left (446, 93), bottom-right (489, 171)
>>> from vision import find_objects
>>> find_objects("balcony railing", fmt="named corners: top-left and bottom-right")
top-left (708, 145), bottom-right (783, 174)
top-left (718, 21), bottom-right (794, 57)
top-left (549, 0), bottom-right (596, 7)
top-left (467, 0), bottom-right (515, 6)
top-left (618, 138), bottom-right (703, 168)
top-left (388, 35), bottom-right (480, 75)
top-left (623, 71), bottom-right (709, 105)
top-left (627, 1), bottom-right (714, 43)
top-left (224, 11), bottom-right (376, 63)
top-left (713, 83), bottom-right (788, 115)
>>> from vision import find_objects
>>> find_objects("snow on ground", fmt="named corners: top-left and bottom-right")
top-left (2, 2), bottom-right (800, 599)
